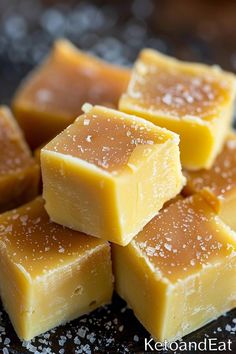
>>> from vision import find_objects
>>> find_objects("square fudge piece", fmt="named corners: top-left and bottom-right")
top-left (184, 131), bottom-right (236, 231)
top-left (119, 49), bottom-right (236, 170)
top-left (41, 105), bottom-right (185, 246)
top-left (13, 39), bottom-right (131, 148)
top-left (0, 106), bottom-right (39, 212)
top-left (0, 197), bottom-right (113, 340)
top-left (113, 194), bottom-right (236, 341)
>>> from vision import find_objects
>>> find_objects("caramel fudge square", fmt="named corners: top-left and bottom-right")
top-left (113, 193), bottom-right (236, 341)
top-left (119, 49), bottom-right (236, 170)
top-left (0, 106), bottom-right (39, 212)
top-left (41, 105), bottom-right (185, 246)
top-left (0, 197), bottom-right (113, 340)
top-left (184, 131), bottom-right (236, 231)
top-left (13, 39), bottom-right (130, 148)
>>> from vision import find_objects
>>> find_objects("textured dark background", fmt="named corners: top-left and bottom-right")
top-left (0, 0), bottom-right (235, 353)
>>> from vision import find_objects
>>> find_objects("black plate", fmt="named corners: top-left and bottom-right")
top-left (0, 1), bottom-right (235, 353)
top-left (0, 296), bottom-right (235, 354)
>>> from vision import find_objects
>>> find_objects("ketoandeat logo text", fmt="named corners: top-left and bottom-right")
top-left (144, 337), bottom-right (232, 352)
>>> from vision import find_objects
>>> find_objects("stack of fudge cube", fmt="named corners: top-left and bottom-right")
top-left (0, 39), bottom-right (235, 342)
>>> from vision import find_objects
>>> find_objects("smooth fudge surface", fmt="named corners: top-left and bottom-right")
top-left (119, 49), bottom-right (236, 169)
top-left (13, 39), bottom-right (131, 148)
top-left (184, 132), bottom-right (236, 230)
top-left (113, 194), bottom-right (236, 341)
top-left (0, 197), bottom-right (113, 340)
top-left (0, 106), bottom-right (39, 212)
top-left (41, 105), bottom-right (185, 246)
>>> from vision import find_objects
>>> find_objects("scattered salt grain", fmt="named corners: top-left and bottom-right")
top-left (77, 327), bottom-right (87, 338)
top-left (82, 103), bottom-right (93, 113)
top-left (162, 93), bottom-right (173, 105)
top-left (86, 135), bottom-right (92, 142)
top-left (3, 338), bottom-right (10, 345)
top-left (164, 243), bottom-right (172, 252)
top-left (83, 119), bottom-right (90, 126)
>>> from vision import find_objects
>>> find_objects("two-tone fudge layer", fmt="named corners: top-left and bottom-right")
top-left (41, 105), bottom-right (185, 246)
top-left (113, 194), bottom-right (236, 341)
top-left (0, 106), bottom-right (39, 212)
top-left (13, 39), bottom-right (130, 148)
top-left (120, 49), bottom-right (236, 169)
top-left (0, 197), bottom-right (113, 340)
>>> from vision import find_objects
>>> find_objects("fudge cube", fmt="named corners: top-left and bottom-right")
top-left (113, 194), bottom-right (236, 341)
top-left (41, 105), bottom-right (185, 246)
top-left (184, 132), bottom-right (236, 231)
top-left (119, 49), bottom-right (236, 169)
top-left (0, 106), bottom-right (39, 212)
top-left (0, 197), bottom-right (113, 340)
top-left (13, 39), bottom-right (131, 148)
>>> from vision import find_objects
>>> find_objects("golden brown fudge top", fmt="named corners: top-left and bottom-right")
top-left (0, 197), bottom-right (108, 279)
top-left (133, 194), bottom-right (236, 283)
top-left (185, 132), bottom-right (236, 199)
top-left (0, 106), bottom-right (34, 176)
top-left (121, 49), bottom-right (236, 120)
top-left (44, 105), bottom-right (177, 173)
top-left (14, 39), bottom-right (130, 117)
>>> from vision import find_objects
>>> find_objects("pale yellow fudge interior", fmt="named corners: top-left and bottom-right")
top-left (113, 193), bottom-right (236, 341)
top-left (42, 105), bottom-right (185, 246)
top-left (0, 197), bottom-right (113, 340)
top-left (119, 49), bottom-right (236, 169)
top-left (184, 132), bottom-right (236, 230)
